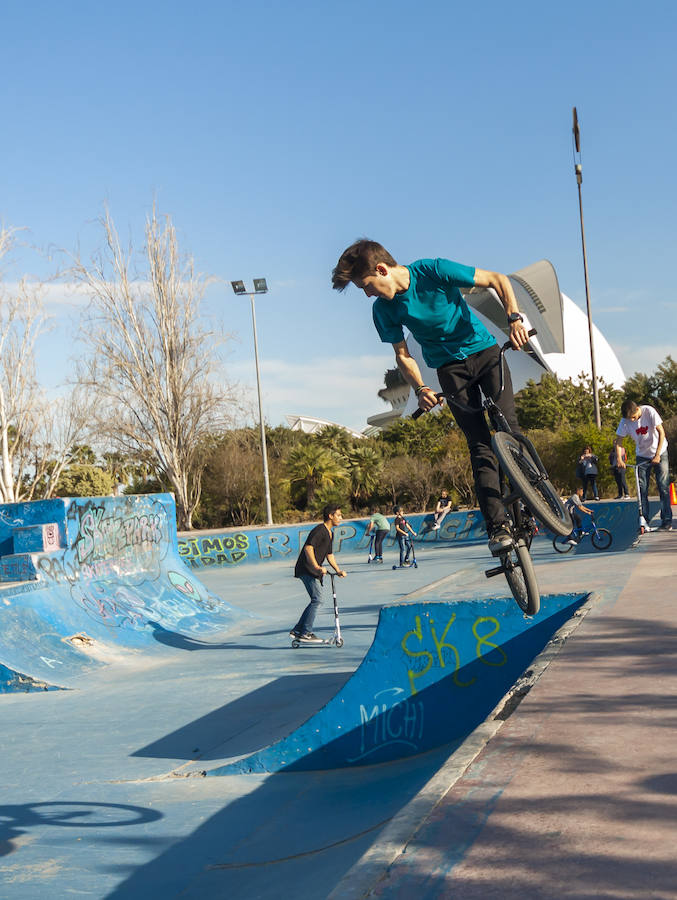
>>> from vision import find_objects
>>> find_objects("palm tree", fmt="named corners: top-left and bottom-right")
top-left (345, 445), bottom-right (383, 507)
top-left (286, 445), bottom-right (348, 506)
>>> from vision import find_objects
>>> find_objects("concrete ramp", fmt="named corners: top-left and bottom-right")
top-left (210, 592), bottom-right (587, 775)
top-left (0, 494), bottom-right (248, 690)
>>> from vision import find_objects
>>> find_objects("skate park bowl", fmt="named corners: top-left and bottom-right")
top-left (209, 591), bottom-right (588, 774)
top-left (0, 493), bottom-right (249, 692)
top-left (0, 491), bottom-right (598, 773)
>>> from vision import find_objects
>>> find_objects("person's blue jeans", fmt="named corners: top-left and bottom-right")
top-left (397, 534), bottom-right (411, 566)
top-left (294, 574), bottom-right (323, 634)
top-left (636, 453), bottom-right (672, 526)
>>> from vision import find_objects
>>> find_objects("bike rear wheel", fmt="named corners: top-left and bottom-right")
top-left (502, 539), bottom-right (540, 616)
top-left (493, 432), bottom-right (572, 537)
top-left (591, 528), bottom-right (612, 551)
top-left (553, 535), bottom-right (574, 554)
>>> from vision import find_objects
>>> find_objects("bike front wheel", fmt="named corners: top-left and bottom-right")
top-left (553, 535), bottom-right (574, 554)
top-left (493, 432), bottom-right (572, 537)
top-left (591, 528), bottom-right (612, 551)
top-left (502, 539), bottom-right (540, 616)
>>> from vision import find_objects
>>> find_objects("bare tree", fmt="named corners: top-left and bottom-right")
top-left (71, 206), bottom-right (236, 529)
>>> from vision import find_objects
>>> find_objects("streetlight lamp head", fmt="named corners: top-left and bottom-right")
top-left (253, 278), bottom-right (268, 294)
top-left (231, 280), bottom-right (246, 295)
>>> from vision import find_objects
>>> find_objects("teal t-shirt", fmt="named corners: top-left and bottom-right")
top-left (371, 258), bottom-right (496, 368)
top-left (369, 513), bottom-right (390, 531)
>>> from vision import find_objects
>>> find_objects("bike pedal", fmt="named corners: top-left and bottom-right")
top-left (485, 565), bottom-right (505, 578)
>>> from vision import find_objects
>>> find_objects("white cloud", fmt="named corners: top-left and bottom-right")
top-left (228, 353), bottom-right (394, 433)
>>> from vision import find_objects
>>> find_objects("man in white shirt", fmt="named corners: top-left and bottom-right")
top-left (614, 400), bottom-right (672, 531)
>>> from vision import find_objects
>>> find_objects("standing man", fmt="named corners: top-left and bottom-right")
top-left (365, 506), bottom-right (390, 562)
top-left (290, 505), bottom-right (347, 643)
top-left (332, 239), bottom-right (530, 555)
top-left (614, 400), bottom-right (672, 531)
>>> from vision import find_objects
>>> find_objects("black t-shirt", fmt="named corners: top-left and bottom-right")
top-left (438, 496), bottom-right (451, 508)
top-left (294, 523), bottom-right (332, 578)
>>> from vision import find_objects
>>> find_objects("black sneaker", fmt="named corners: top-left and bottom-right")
top-left (298, 632), bottom-right (324, 643)
top-left (659, 523), bottom-right (673, 532)
top-left (488, 524), bottom-right (514, 554)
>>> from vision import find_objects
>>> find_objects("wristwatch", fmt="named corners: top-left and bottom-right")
top-left (508, 312), bottom-right (523, 324)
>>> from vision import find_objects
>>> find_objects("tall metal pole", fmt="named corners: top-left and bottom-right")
top-left (573, 107), bottom-right (601, 429)
top-left (249, 291), bottom-right (274, 525)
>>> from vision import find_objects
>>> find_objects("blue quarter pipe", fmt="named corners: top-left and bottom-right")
top-left (0, 494), bottom-right (247, 691)
top-left (210, 591), bottom-right (588, 774)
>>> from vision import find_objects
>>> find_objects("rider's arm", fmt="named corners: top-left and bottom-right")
top-left (473, 268), bottom-right (530, 349)
top-left (304, 545), bottom-right (325, 577)
top-left (326, 553), bottom-right (346, 576)
top-left (653, 424), bottom-right (666, 462)
top-left (393, 339), bottom-right (439, 411)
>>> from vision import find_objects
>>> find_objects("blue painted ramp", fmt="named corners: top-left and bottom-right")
top-left (0, 494), bottom-right (248, 690)
top-left (210, 592), bottom-right (587, 775)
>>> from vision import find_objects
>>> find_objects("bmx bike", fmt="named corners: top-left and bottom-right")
top-left (413, 329), bottom-right (572, 616)
top-left (552, 515), bottom-right (612, 553)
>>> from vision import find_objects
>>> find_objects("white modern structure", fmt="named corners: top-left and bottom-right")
top-left (285, 414), bottom-right (366, 440)
top-left (368, 259), bottom-right (626, 427)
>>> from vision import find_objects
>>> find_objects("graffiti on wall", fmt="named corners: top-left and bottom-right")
top-left (35, 497), bottom-right (230, 633)
top-left (350, 610), bottom-right (509, 763)
top-left (179, 533), bottom-right (250, 568)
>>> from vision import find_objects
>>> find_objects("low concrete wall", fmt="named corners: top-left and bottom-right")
top-left (178, 500), bottom-right (641, 570)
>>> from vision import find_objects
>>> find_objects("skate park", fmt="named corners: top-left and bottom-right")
top-left (1, 491), bottom-right (675, 899)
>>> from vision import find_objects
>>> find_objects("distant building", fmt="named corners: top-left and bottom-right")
top-left (285, 414), bottom-right (366, 440)
top-left (367, 259), bottom-right (626, 429)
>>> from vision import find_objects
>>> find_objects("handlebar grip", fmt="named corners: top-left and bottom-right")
top-left (412, 408), bottom-right (424, 420)
top-left (527, 328), bottom-right (537, 337)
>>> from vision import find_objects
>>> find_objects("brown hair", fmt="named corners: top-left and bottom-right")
top-left (332, 239), bottom-right (397, 291)
top-left (621, 398), bottom-right (639, 418)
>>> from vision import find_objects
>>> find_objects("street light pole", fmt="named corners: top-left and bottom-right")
top-left (231, 278), bottom-right (274, 525)
top-left (573, 107), bottom-right (602, 429)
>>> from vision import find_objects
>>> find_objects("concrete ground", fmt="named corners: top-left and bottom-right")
top-left (1, 510), bottom-right (675, 899)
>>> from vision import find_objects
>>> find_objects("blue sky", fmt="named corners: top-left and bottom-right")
top-left (1, 0), bottom-right (675, 432)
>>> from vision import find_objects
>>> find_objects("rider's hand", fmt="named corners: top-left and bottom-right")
top-left (509, 320), bottom-right (531, 349)
top-left (417, 387), bottom-right (442, 411)
top-left (318, 566), bottom-right (327, 576)
top-left (336, 570), bottom-right (347, 578)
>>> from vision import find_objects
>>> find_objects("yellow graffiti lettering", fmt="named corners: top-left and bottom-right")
top-left (473, 616), bottom-right (508, 667)
top-left (401, 615), bottom-right (433, 695)
top-left (430, 614), bottom-right (475, 687)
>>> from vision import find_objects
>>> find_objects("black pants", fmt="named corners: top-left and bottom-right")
top-left (374, 529), bottom-right (388, 558)
top-left (437, 344), bottom-right (521, 531)
top-left (612, 466), bottom-right (629, 496)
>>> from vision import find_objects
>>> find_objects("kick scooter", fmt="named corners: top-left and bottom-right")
top-left (392, 535), bottom-right (418, 569)
top-left (367, 533), bottom-right (375, 562)
top-left (291, 573), bottom-right (344, 648)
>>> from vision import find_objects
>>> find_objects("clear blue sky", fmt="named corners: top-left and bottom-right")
top-left (2, 0), bottom-right (675, 431)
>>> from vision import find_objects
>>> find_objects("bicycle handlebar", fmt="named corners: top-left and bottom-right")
top-left (412, 328), bottom-right (537, 419)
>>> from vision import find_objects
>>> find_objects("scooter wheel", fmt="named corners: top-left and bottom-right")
top-left (291, 640), bottom-right (300, 649)
top-left (392, 565), bottom-right (397, 570)
top-left (336, 637), bottom-right (344, 648)
top-left (414, 563), bottom-right (418, 568)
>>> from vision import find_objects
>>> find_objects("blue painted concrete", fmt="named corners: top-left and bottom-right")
top-left (211, 592), bottom-right (587, 774)
top-left (0, 494), bottom-right (248, 689)
top-left (178, 500), bottom-right (641, 571)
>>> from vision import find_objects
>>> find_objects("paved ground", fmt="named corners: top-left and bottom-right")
top-left (1, 512), bottom-right (675, 899)
top-left (332, 528), bottom-right (677, 899)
